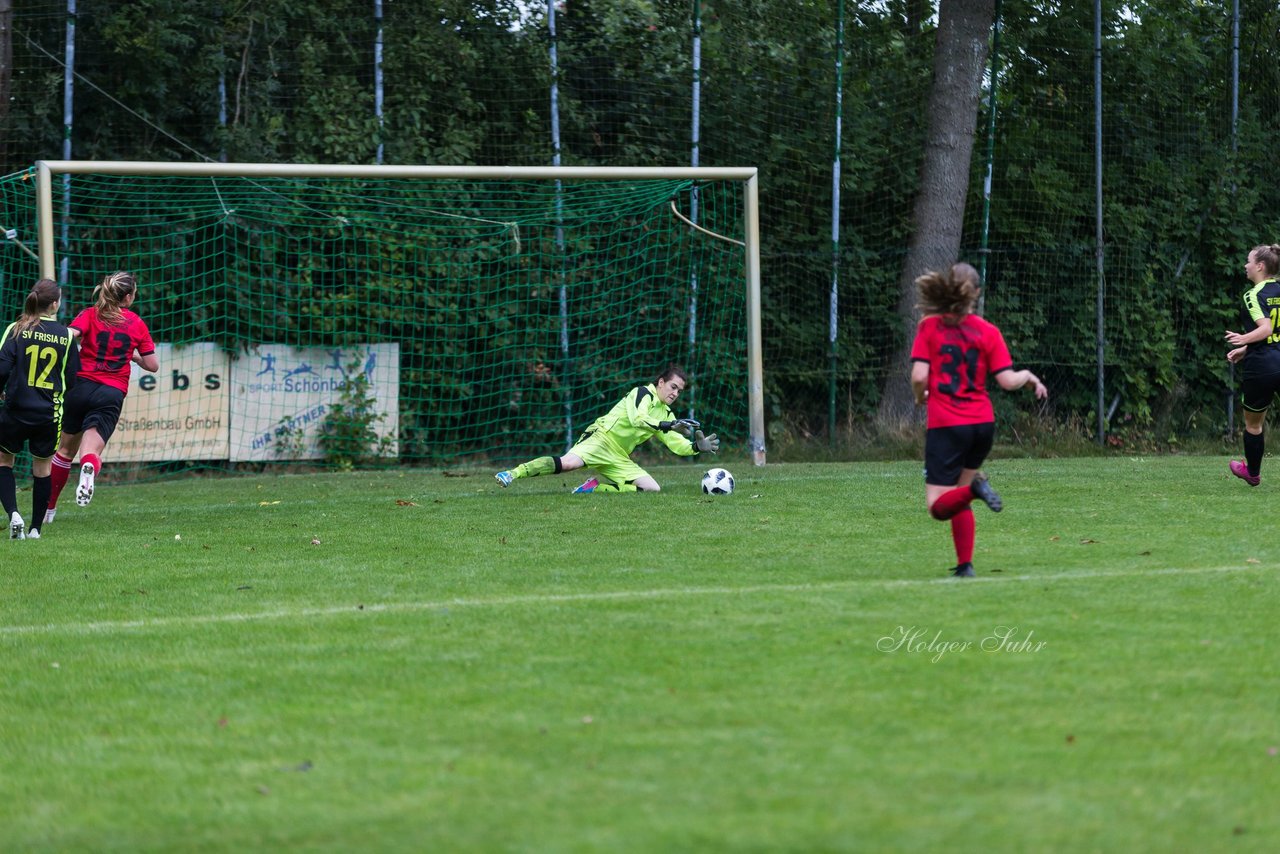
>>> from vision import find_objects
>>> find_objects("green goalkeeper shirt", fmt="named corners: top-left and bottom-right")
top-left (578, 383), bottom-right (699, 459)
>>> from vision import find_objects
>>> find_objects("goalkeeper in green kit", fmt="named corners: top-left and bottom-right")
top-left (495, 364), bottom-right (719, 493)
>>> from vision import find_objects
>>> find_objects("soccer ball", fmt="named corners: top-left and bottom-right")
top-left (701, 467), bottom-right (734, 496)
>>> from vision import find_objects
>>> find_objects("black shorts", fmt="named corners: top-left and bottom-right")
top-left (924, 422), bottom-right (996, 486)
top-left (0, 410), bottom-right (60, 459)
top-left (62, 381), bottom-right (127, 442)
top-left (1240, 372), bottom-right (1280, 412)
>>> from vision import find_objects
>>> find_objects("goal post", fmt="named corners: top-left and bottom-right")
top-left (22, 161), bottom-right (765, 469)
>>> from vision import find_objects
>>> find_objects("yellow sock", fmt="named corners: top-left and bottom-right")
top-left (516, 456), bottom-right (558, 479)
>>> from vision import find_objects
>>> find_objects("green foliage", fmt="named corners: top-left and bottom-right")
top-left (960, 0), bottom-right (1280, 434)
top-left (6, 1), bottom-right (1280, 444)
top-left (271, 415), bottom-right (308, 462)
top-left (318, 357), bottom-right (395, 470)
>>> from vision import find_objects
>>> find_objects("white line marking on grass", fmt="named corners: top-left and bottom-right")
top-left (0, 564), bottom-right (1266, 637)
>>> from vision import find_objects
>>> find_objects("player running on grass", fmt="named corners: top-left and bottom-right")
top-left (1224, 243), bottom-right (1280, 487)
top-left (45, 271), bottom-right (158, 521)
top-left (1218, 247), bottom-right (1280, 486)
top-left (0, 279), bottom-right (76, 540)
top-left (495, 364), bottom-right (719, 493)
top-left (910, 262), bottom-right (1048, 578)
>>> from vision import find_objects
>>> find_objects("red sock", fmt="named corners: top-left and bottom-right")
top-left (951, 508), bottom-right (975, 564)
top-left (929, 485), bottom-right (974, 520)
top-left (48, 452), bottom-right (73, 509)
top-left (82, 452), bottom-right (102, 474)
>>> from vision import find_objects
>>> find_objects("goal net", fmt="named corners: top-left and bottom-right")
top-left (0, 163), bottom-right (762, 473)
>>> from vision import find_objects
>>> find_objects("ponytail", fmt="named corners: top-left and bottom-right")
top-left (13, 279), bottom-right (61, 334)
top-left (915, 262), bottom-right (981, 322)
top-left (1250, 245), bottom-right (1280, 276)
top-left (92, 271), bottom-right (138, 326)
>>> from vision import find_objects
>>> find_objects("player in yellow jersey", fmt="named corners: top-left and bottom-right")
top-left (495, 364), bottom-right (719, 493)
top-left (0, 280), bottom-right (76, 539)
top-left (1225, 243), bottom-right (1280, 486)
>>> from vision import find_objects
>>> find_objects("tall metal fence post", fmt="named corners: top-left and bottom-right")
top-left (688, 0), bottom-right (703, 419)
top-left (217, 5), bottom-right (227, 164)
top-left (548, 1), bottom-right (573, 452)
top-left (1227, 0), bottom-right (1239, 435)
top-left (827, 0), bottom-right (844, 443)
top-left (374, 0), bottom-right (385, 165)
top-left (978, 0), bottom-right (1002, 311)
top-left (59, 0), bottom-right (76, 290)
top-left (1093, 0), bottom-right (1105, 445)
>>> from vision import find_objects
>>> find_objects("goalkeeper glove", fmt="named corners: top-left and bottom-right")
top-left (694, 430), bottom-right (719, 454)
top-left (658, 418), bottom-right (701, 437)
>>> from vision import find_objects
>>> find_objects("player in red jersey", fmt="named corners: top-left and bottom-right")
top-left (45, 272), bottom-right (159, 520)
top-left (909, 263), bottom-right (1048, 577)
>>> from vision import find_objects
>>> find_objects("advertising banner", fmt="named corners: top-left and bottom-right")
top-left (228, 343), bottom-right (400, 461)
top-left (110, 342), bottom-right (231, 462)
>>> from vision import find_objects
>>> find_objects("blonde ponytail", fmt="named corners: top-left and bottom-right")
top-left (92, 271), bottom-right (138, 326)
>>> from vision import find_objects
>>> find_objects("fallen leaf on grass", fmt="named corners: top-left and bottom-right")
top-left (1246, 558), bottom-right (1261, 564)
top-left (258, 500), bottom-right (281, 506)
top-left (395, 499), bottom-right (419, 506)
top-left (442, 470), bottom-right (469, 478)
top-left (311, 538), bottom-right (321, 546)
top-left (1080, 538), bottom-right (1097, 544)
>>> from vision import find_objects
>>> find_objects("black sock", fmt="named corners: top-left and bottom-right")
top-left (1244, 430), bottom-right (1264, 477)
top-left (0, 467), bottom-right (16, 516)
top-left (32, 475), bottom-right (52, 530)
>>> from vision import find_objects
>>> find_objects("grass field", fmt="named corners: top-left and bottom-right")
top-left (2, 456), bottom-right (1277, 851)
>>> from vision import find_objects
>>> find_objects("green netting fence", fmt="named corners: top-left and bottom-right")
top-left (0, 168), bottom-right (750, 472)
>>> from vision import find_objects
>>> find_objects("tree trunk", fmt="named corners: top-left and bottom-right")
top-left (878, 0), bottom-right (995, 424)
